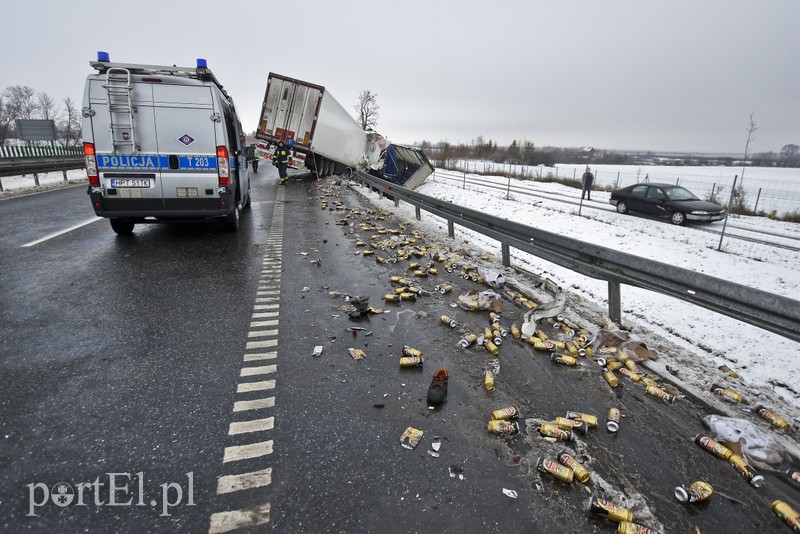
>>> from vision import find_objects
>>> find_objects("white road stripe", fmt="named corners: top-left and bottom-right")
top-left (247, 329), bottom-right (279, 338)
top-left (255, 297), bottom-right (279, 303)
top-left (228, 417), bottom-right (274, 435)
top-left (256, 289), bottom-right (280, 294)
top-left (245, 340), bottom-right (277, 350)
top-left (240, 365), bottom-right (276, 377)
top-left (237, 380), bottom-right (276, 393)
top-left (250, 320), bottom-right (278, 328)
top-left (233, 396), bottom-right (275, 412)
top-left (244, 352), bottom-right (277, 362)
top-left (223, 440), bottom-right (273, 463)
top-left (216, 468), bottom-right (272, 494)
top-left (251, 312), bottom-right (279, 319)
top-left (208, 502), bottom-right (271, 533)
top-left (21, 217), bottom-right (103, 248)
top-left (253, 304), bottom-right (279, 311)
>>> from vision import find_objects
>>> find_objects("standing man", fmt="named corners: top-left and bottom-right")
top-left (273, 140), bottom-right (290, 185)
top-left (581, 166), bottom-right (594, 201)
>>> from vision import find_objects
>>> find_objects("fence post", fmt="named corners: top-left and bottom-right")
top-left (463, 170), bottom-right (466, 189)
top-left (501, 243), bottom-right (510, 267)
top-left (710, 183), bottom-right (716, 201)
top-left (573, 168), bottom-right (576, 180)
top-left (506, 176), bottom-right (511, 200)
top-left (63, 170), bottom-right (68, 182)
top-left (415, 206), bottom-right (421, 220)
top-left (753, 187), bottom-right (762, 213)
top-left (615, 171), bottom-right (620, 190)
top-left (447, 220), bottom-right (454, 238)
top-left (676, 177), bottom-right (680, 185)
top-left (608, 281), bottom-right (622, 325)
top-left (718, 174), bottom-right (738, 251)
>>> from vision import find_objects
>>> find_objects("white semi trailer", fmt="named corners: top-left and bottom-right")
top-left (255, 72), bottom-right (432, 189)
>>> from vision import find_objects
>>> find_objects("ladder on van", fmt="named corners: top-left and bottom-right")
top-left (104, 67), bottom-right (137, 153)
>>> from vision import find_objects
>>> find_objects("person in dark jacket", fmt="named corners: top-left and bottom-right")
top-left (273, 140), bottom-right (290, 184)
top-left (581, 166), bottom-right (594, 201)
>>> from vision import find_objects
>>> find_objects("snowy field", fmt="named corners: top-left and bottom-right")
top-left (353, 169), bottom-right (800, 419)
top-left (454, 161), bottom-right (800, 216)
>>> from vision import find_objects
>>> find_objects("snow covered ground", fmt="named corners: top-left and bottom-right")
top-left (0, 169), bottom-right (87, 197)
top-left (352, 168), bottom-right (800, 419)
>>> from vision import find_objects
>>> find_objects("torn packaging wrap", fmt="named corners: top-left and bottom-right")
top-left (457, 290), bottom-right (502, 311)
top-left (477, 267), bottom-right (506, 288)
top-left (520, 284), bottom-right (566, 339)
top-left (400, 427), bottom-right (424, 449)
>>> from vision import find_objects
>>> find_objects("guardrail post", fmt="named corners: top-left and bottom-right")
top-left (394, 197), bottom-right (399, 208)
top-left (63, 170), bottom-right (68, 182)
top-left (608, 281), bottom-right (622, 325)
top-left (34, 173), bottom-right (40, 187)
top-left (447, 220), bottom-right (454, 238)
top-left (501, 243), bottom-right (510, 267)
top-left (415, 206), bottom-right (421, 220)
top-left (0, 178), bottom-right (4, 192)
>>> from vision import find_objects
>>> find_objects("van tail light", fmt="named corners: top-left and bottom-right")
top-left (84, 142), bottom-right (99, 185)
top-left (217, 146), bottom-right (230, 185)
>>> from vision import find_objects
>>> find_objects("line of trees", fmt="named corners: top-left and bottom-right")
top-left (419, 137), bottom-right (800, 168)
top-left (0, 85), bottom-right (82, 147)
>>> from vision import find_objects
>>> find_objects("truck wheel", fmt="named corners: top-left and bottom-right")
top-left (110, 218), bottom-right (135, 235)
top-left (223, 203), bottom-right (240, 232)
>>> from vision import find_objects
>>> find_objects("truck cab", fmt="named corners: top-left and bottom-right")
top-left (82, 53), bottom-right (251, 234)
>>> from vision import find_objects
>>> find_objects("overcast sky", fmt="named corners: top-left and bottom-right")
top-left (2, 0), bottom-right (798, 153)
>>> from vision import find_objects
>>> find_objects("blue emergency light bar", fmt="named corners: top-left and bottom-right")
top-left (97, 51), bottom-right (110, 62)
top-left (197, 58), bottom-right (208, 68)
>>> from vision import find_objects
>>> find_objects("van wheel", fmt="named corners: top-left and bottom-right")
top-left (110, 218), bottom-right (135, 235)
top-left (223, 203), bottom-right (240, 232)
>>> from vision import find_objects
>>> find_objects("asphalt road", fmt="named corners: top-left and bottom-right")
top-left (0, 168), bottom-right (797, 533)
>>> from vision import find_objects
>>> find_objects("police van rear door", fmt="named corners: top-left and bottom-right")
top-left (151, 82), bottom-right (218, 211)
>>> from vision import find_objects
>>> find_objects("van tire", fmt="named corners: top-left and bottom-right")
top-left (223, 204), bottom-right (240, 232)
top-left (110, 219), bottom-right (135, 235)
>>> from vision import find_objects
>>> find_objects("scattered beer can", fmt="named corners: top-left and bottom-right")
top-left (719, 364), bottom-right (739, 379)
top-left (402, 346), bottom-right (423, 358)
top-left (399, 292), bottom-right (417, 301)
top-left (589, 498), bottom-right (633, 523)
top-left (511, 324), bottom-right (521, 339)
top-left (484, 339), bottom-right (500, 356)
top-left (459, 333), bottom-right (478, 348)
top-left (537, 457), bottom-right (574, 483)
top-left (532, 339), bottom-right (556, 352)
top-left (539, 422), bottom-right (575, 442)
top-left (620, 367), bottom-right (643, 382)
top-left (384, 294), bottom-right (401, 302)
top-left (603, 368), bottom-right (621, 388)
top-left (435, 283), bottom-right (453, 294)
top-left (640, 376), bottom-right (659, 388)
top-left (675, 481), bottom-right (714, 503)
top-left (440, 315), bottom-right (457, 328)
top-left (491, 406), bottom-right (519, 420)
top-left (710, 383), bottom-right (747, 404)
top-left (427, 267), bottom-right (438, 276)
top-left (616, 522), bottom-right (661, 534)
top-left (598, 345), bottom-right (618, 355)
top-left (565, 411), bottom-right (599, 429)
top-left (399, 356), bottom-right (423, 367)
top-left (557, 450), bottom-right (591, 483)
top-left (694, 434), bottom-right (733, 461)
top-left (771, 500), bottom-right (800, 532)
top-left (551, 354), bottom-right (578, 367)
top-left (624, 359), bottom-right (642, 374)
top-left (483, 369), bottom-right (495, 391)
top-left (728, 454), bottom-right (765, 487)
top-left (606, 360), bottom-right (625, 372)
top-left (565, 341), bottom-right (580, 357)
top-left (787, 468), bottom-right (800, 489)
top-left (555, 417), bottom-right (589, 435)
top-left (607, 407), bottom-right (621, 432)
top-left (645, 384), bottom-right (677, 404)
top-left (754, 405), bottom-right (791, 430)
top-left (487, 420), bottom-right (519, 435)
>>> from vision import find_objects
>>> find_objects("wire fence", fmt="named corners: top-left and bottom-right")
top-left (442, 160), bottom-right (800, 217)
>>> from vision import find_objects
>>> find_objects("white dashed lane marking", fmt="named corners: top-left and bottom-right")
top-left (208, 503), bottom-right (271, 533)
top-left (236, 380), bottom-right (276, 394)
top-left (233, 397), bottom-right (275, 412)
top-left (228, 417), bottom-right (275, 436)
top-left (216, 468), bottom-right (273, 494)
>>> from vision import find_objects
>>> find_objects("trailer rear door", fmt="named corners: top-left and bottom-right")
top-left (259, 75), bottom-right (323, 149)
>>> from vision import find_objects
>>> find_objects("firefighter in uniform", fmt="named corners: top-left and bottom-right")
top-left (273, 140), bottom-right (290, 184)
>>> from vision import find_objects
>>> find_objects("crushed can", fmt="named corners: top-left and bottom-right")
top-left (399, 355), bottom-right (423, 367)
top-left (459, 334), bottom-right (478, 348)
top-left (487, 420), bottom-right (519, 435)
top-left (616, 522), bottom-right (660, 534)
top-left (483, 327), bottom-right (494, 340)
top-left (539, 422), bottom-right (575, 442)
top-left (435, 283), bottom-right (453, 294)
top-left (566, 411), bottom-right (598, 429)
top-left (710, 383), bottom-right (746, 404)
top-left (754, 405), bottom-right (791, 430)
top-left (589, 498), bottom-right (633, 523)
top-left (771, 500), bottom-right (800, 532)
top-left (491, 406), bottom-right (519, 420)
top-left (607, 407), bottom-right (621, 432)
top-left (557, 450), bottom-right (590, 483)
top-left (551, 354), bottom-right (578, 366)
top-left (694, 434), bottom-right (733, 461)
top-left (537, 457), bottom-right (574, 483)
top-left (402, 346), bottom-right (423, 358)
top-left (510, 324), bottom-right (521, 339)
top-left (484, 339), bottom-right (500, 356)
top-left (440, 315), bottom-right (457, 328)
top-left (675, 481), bottom-right (713, 503)
top-left (603, 368), bottom-right (621, 388)
top-left (532, 339), bottom-right (556, 351)
top-left (376, 256), bottom-right (387, 264)
top-left (565, 341), bottom-right (580, 357)
top-left (555, 417), bottom-right (589, 435)
top-left (620, 368), bottom-right (643, 382)
top-left (483, 369), bottom-right (495, 391)
top-left (787, 468), bottom-right (800, 488)
top-left (728, 454), bottom-right (765, 487)
top-left (645, 384), bottom-right (677, 404)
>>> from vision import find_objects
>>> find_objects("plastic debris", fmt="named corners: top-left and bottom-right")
top-left (348, 348), bottom-right (366, 360)
top-left (400, 427), bottom-right (424, 449)
top-left (703, 415), bottom-right (785, 466)
top-left (477, 267), bottom-right (506, 288)
top-left (301, 287), bottom-right (310, 292)
top-left (312, 345), bottom-right (323, 357)
top-left (502, 488), bottom-right (518, 499)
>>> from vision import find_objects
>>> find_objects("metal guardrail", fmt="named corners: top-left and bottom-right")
top-left (0, 156), bottom-right (85, 179)
top-left (352, 170), bottom-right (800, 343)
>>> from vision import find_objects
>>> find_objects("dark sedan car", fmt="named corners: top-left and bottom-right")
top-left (609, 183), bottom-right (727, 225)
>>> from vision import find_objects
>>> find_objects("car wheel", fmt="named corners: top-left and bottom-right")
top-left (670, 211), bottom-right (686, 225)
top-left (223, 203), bottom-right (240, 232)
top-left (616, 201), bottom-right (629, 214)
top-left (110, 218), bottom-right (135, 235)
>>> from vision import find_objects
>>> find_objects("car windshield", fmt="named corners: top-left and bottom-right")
top-left (663, 186), bottom-right (699, 201)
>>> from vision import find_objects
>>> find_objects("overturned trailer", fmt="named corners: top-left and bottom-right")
top-left (255, 72), bottom-right (432, 189)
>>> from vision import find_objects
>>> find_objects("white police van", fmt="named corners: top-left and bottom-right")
top-left (82, 52), bottom-right (251, 234)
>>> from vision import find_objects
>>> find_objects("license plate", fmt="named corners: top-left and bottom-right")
top-left (110, 178), bottom-right (151, 188)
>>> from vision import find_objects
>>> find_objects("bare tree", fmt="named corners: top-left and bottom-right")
top-left (739, 111), bottom-right (757, 190)
top-left (0, 96), bottom-right (13, 145)
top-left (4, 85), bottom-right (38, 120)
top-left (353, 90), bottom-right (379, 131)
top-left (780, 143), bottom-right (799, 167)
top-left (37, 91), bottom-right (60, 121)
top-left (60, 97), bottom-right (82, 147)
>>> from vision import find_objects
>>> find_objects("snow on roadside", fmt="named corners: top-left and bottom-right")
top-left (0, 169), bottom-right (87, 198)
top-left (349, 171), bottom-right (800, 419)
